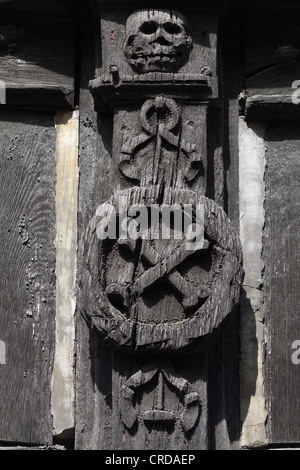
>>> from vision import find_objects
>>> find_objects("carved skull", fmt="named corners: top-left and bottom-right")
top-left (124, 9), bottom-right (193, 73)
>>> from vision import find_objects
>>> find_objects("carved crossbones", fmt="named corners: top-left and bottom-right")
top-left (106, 235), bottom-right (210, 312)
top-left (120, 358), bottom-right (201, 432)
top-left (137, 238), bottom-right (209, 309)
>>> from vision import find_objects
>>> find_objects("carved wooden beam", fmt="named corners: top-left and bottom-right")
top-left (0, 0), bottom-right (74, 109)
top-left (78, 0), bottom-right (243, 450)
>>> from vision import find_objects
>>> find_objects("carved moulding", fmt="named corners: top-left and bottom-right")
top-left (89, 7), bottom-right (214, 111)
top-left (119, 358), bottom-right (201, 432)
top-left (90, 71), bottom-right (211, 111)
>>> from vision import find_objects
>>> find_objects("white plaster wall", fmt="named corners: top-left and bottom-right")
top-left (239, 118), bottom-right (268, 448)
top-left (51, 110), bottom-right (79, 438)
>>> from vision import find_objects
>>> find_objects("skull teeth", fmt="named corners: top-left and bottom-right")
top-left (125, 43), bottom-right (188, 73)
top-left (129, 56), bottom-right (177, 67)
top-left (124, 10), bottom-right (193, 73)
top-left (128, 53), bottom-right (181, 72)
top-left (130, 52), bottom-right (179, 60)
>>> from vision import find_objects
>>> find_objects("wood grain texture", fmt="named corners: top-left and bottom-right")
top-left (75, 2), bottom-right (242, 450)
top-left (245, 1), bottom-right (300, 121)
top-left (0, 0), bottom-right (74, 109)
top-left (0, 110), bottom-right (56, 445)
top-left (111, 352), bottom-right (208, 450)
top-left (75, 6), bottom-right (114, 449)
top-left (264, 123), bottom-right (300, 444)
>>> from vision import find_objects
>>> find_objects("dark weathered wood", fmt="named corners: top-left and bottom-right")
top-left (264, 123), bottom-right (300, 444)
top-left (244, 0), bottom-right (300, 77)
top-left (246, 95), bottom-right (300, 122)
top-left (207, 309), bottom-right (241, 449)
top-left (95, 7), bottom-right (219, 100)
top-left (0, 110), bottom-right (56, 445)
top-left (75, 4), bottom-right (115, 450)
top-left (76, 0), bottom-right (242, 450)
top-left (81, 185), bottom-right (242, 354)
top-left (110, 351), bottom-right (208, 450)
top-left (0, 0), bottom-right (74, 109)
top-left (216, 8), bottom-right (241, 445)
top-left (244, 0), bottom-right (300, 446)
top-left (245, 0), bottom-right (300, 122)
top-left (221, 0), bottom-right (244, 230)
top-left (97, 0), bottom-right (231, 14)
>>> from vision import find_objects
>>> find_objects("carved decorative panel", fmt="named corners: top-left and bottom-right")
top-left (77, 1), bottom-right (243, 450)
top-left (81, 184), bottom-right (242, 353)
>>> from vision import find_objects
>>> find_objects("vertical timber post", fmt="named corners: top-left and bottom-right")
top-left (76, 0), bottom-right (243, 450)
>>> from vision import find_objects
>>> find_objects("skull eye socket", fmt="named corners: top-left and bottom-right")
top-left (163, 22), bottom-right (182, 35)
top-left (139, 21), bottom-right (158, 35)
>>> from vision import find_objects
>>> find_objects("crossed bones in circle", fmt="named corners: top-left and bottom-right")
top-left (106, 235), bottom-right (210, 314)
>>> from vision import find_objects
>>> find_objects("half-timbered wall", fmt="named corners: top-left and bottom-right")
top-left (0, 0), bottom-right (300, 452)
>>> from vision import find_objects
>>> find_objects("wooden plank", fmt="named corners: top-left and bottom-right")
top-left (244, 0), bottom-right (300, 76)
top-left (75, 1), bottom-right (242, 450)
top-left (264, 123), bottom-right (300, 444)
top-left (75, 5), bottom-right (114, 449)
top-left (221, 0), bottom-right (242, 230)
top-left (246, 95), bottom-right (300, 122)
top-left (245, 1), bottom-right (300, 121)
top-left (0, 110), bottom-right (56, 445)
top-left (0, 0), bottom-right (74, 109)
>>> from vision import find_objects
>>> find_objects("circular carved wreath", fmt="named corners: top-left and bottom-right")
top-left (79, 186), bottom-right (243, 354)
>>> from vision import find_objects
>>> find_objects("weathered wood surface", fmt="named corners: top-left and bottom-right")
top-left (0, 110), bottom-right (56, 445)
top-left (96, 0), bottom-right (231, 14)
top-left (0, 0), bottom-right (74, 109)
top-left (93, 7), bottom-right (219, 107)
top-left (244, 0), bottom-right (300, 445)
top-left (110, 352), bottom-right (208, 450)
top-left (75, 1), bottom-right (242, 450)
top-left (75, 6), bottom-right (115, 450)
top-left (245, 0), bottom-right (300, 121)
top-left (264, 123), bottom-right (300, 444)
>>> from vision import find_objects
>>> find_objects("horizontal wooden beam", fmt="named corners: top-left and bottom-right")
top-left (2, 85), bottom-right (74, 110)
top-left (0, 0), bottom-right (75, 110)
top-left (245, 95), bottom-right (300, 121)
top-left (96, 0), bottom-right (231, 14)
